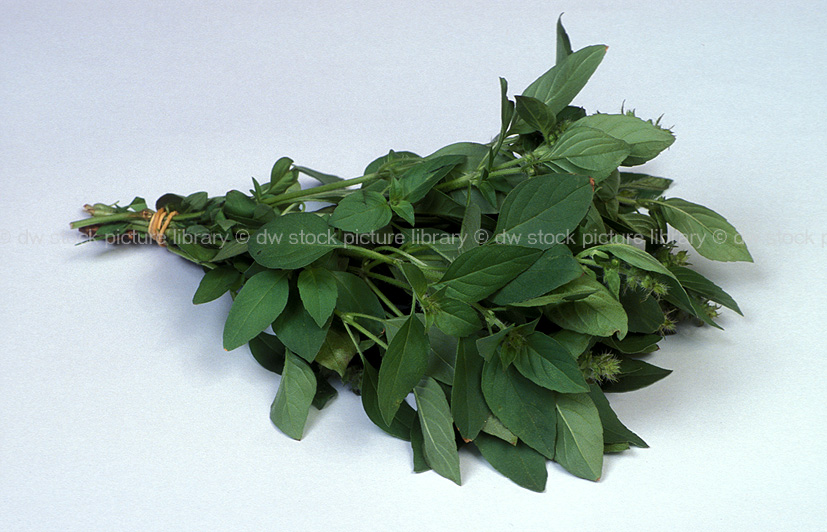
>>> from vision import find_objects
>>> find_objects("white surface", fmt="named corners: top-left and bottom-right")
top-left (2, 1), bottom-right (826, 530)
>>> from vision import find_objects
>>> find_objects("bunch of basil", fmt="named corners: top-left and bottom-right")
top-left (73, 19), bottom-right (751, 491)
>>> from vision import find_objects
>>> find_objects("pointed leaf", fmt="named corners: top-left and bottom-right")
top-left (571, 114), bottom-right (675, 166)
top-left (270, 351), bottom-right (317, 440)
top-left (414, 377), bottom-right (462, 485)
top-left (545, 276), bottom-right (629, 339)
top-left (451, 337), bottom-right (489, 441)
top-left (543, 126), bottom-right (631, 181)
top-left (587, 384), bottom-right (647, 448)
top-left (329, 190), bottom-right (392, 233)
top-left (223, 270), bottom-right (289, 351)
top-left (602, 358), bottom-right (672, 393)
top-left (481, 357), bottom-right (557, 459)
top-left (490, 245), bottom-right (582, 305)
top-left (494, 173), bottom-right (593, 249)
top-left (475, 433), bottom-right (548, 492)
top-left (439, 245), bottom-right (542, 302)
top-left (272, 294), bottom-right (330, 363)
top-left (377, 314), bottom-right (430, 425)
top-left (297, 267), bottom-right (339, 327)
top-left (513, 332), bottom-right (589, 393)
top-left (554, 392), bottom-right (604, 481)
top-left (523, 44), bottom-right (607, 115)
top-left (250, 213), bottom-right (341, 269)
top-left (360, 360), bottom-right (415, 441)
top-left (193, 266), bottom-right (241, 304)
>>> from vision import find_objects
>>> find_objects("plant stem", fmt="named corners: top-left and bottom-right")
top-left (363, 277), bottom-right (404, 317)
top-left (265, 172), bottom-right (383, 206)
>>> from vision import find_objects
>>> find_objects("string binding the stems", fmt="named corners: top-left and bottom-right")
top-left (147, 207), bottom-right (178, 246)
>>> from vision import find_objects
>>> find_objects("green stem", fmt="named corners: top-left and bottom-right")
top-left (359, 270), bottom-right (409, 290)
top-left (265, 172), bottom-right (383, 206)
top-left (339, 246), bottom-right (396, 265)
top-left (471, 302), bottom-right (508, 331)
top-left (363, 277), bottom-right (404, 317)
top-left (373, 246), bottom-right (429, 269)
top-left (338, 312), bottom-right (388, 350)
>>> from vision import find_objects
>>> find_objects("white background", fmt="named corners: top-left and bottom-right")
top-left (2, 1), bottom-right (825, 530)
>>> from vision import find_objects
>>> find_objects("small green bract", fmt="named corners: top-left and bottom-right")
top-left (72, 18), bottom-right (752, 491)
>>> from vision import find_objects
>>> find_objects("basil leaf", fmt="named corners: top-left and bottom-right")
top-left (297, 267), bottom-right (338, 327)
top-left (494, 174), bottom-right (593, 249)
top-left (545, 276), bottom-right (629, 338)
top-left (451, 337), bottom-right (489, 441)
top-left (602, 358), bottom-right (672, 393)
top-left (315, 327), bottom-right (357, 377)
top-left (329, 190), bottom-right (392, 233)
top-left (490, 245), bottom-right (583, 305)
top-left (556, 15), bottom-right (573, 65)
top-left (294, 165), bottom-right (343, 185)
top-left (600, 334), bottom-right (661, 355)
top-left (429, 291), bottom-right (482, 337)
top-left (249, 213), bottom-right (341, 269)
top-left (269, 157), bottom-right (296, 194)
top-left (272, 294), bottom-right (330, 363)
top-left (192, 266), bottom-right (241, 304)
top-left (414, 377), bottom-right (462, 485)
top-left (270, 351), bottom-right (317, 440)
top-left (223, 270), bottom-right (289, 351)
top-left (654, 198), bottom-right (753, 262)
top-left (668, 265), bottom-right (743, 315)
top-left (515, 95), bottom-right (556, 137)
top-left (398, 262), bottom-right (428, 298)
top-left (475, 434), bottom-right (548, 492)
top-left (377, 314), bottom-right (430, 425)
top-left (439, 245), bottom-right (542, 302)
top-left (620, 287), bottom-right (665, 334)
top-left (312, 376), bottom-right (338, 410)
top-left (410, 413), bottom-right (431, 473)
top-left (248, 332), bottom-right (286, 374)
top-left (385, 315), bottom-right (458, 385)
top-left (459, 202), bottom-right (481, 254)
top-left (481, 414), bottom-right (518, 445)
top-left (360, 360), bottom-right (415, 441)
top-left (513, 332), bottom-right (589, 393)
top-left (481, 357), bottom-right (557, 459)
top-left (523, 44), bottom-right (607, 115)
top-left (211, 239), bottom-right (249, 262)
top-left (393, 155), bottom-right (466, 203)
top-left (571, 114), bottom-right (675, 166)
top-left (554, 392), bottom-right (603, 480)
top-left (542, 126), bottom-right (631, 181)
top-left (587, 384), bottom-right (647, 448)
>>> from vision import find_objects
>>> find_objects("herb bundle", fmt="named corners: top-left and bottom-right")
top-left (71, 20), bottom-right (751, 491)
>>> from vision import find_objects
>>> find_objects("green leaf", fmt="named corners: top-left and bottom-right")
top-left (439, 245), bottom-right (542, 302)
top-left (506, 287), bottom-right (597, 308)
top-left (554, 392), bottom-right (604, 481)
top-left (620, 287), bottom-right (665, 334)
top-left (364, 150), bottom-right (421, 175)
top-left (451, 337), bottom-right (489, 441)
top-left (192, 267), bottom-right (241, 304)
top-left (668, 265), bottom-right (742, 315)
top-left (294, 165), bottom-right (343, 185)
top-left (391, 199), bottom-right (416, 225)
top-left (315, 327), bottom-right (357, 377)
top-left (398, 262), bottom-right (428, 298)
top-left (556, 15), bottom-right (573, 65)
top-left (248, 332), bottom-right (286, 374)
top-left (481, 415), bottom-right (518, 445)
top-left (377, 314), bottom-right (430, 425)
top-left (571, 114), bottom-right (675, 166)
top-left (297, 267), bottom-right (339, 327)
top-left (545, 275), bottom-right (629, 339)
top-left (654, 198), bottom-right (753, 262)
top-left (414, 377), bottom-right (462, 485)
top-left (269, 157), bottom-right (296, 194)
top-left (481, 357), bottom-right (557, 459)
top-left (552, 330), bottom-right (593, 359)
top-left (475, 434), bottom-right (548, 492)
top-left (494, 173), bottom-right (593, 249)
top-left (522, 44), bottom-right (607, 116)
top-left (329, 190), bottom-right (392, 233)
top-left (332, 271), bottom-right (385, 335)
top-left (619, 172), bottom-right (673, 199)
top-left (600, 333), bottom-right (661, 355)
top-left (513, 332), bottom-right (589, 393)
top-left (223, 190), bottom-right (257, 219)
top-left (384, 315), bottom-right (458, 385)
top-left (542, 126), bottom-right (631, 181)
top-left (211, 239), bottom-right (249, 262)
top-left (312, 376), bottom-right (338, 410)
top-left (515, 95), bottom-right (556, 136)
top-left (272, 294), bottom-right (330, 363)
top-left (250, 213), bottom-right (341, 269)
top-left (410, 413), bottom-right (431, 473)
top-left (360, 360), bottom-right (415, 441)
top-left (393, 155), bottom-right (466, 203)
top-left (223, 270), bottom-right (289, 351)
top-left (602, 358), bottom-right (672, 393)
top-left (270, 351), bottom-right (317, 440)
top-left (587, 384), bottom-right (647, 448)
top-left (459, 202), bottom-right (481, 254)
top-left (476, 327), bottom-right (512, 362)
top-left (490, 245), bottom-right (582, 305)
top-left (429, 290), bottom-right (482, 337)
